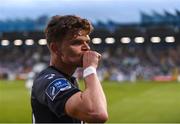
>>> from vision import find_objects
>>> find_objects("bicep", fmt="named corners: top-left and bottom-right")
top-left (65, 92), bottom-right (83, 117)
top-left (65, 91), bottom-right (93, 122)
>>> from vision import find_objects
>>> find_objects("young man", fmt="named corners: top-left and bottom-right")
top-left (31, 15), bottom-right (108, 123)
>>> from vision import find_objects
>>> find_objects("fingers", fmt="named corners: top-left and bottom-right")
top-left (85, 51), bottom-right (101, 60)
top-left (83, 51), bottom-right (101, 68)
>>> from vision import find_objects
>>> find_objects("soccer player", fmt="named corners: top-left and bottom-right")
top-left (31, 15), bottom-right (108, 123)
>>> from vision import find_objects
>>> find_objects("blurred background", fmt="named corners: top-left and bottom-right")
top-left (1, 0), bottom-right (180, 123)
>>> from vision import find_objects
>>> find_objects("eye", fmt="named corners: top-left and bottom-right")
top-left (71, 40), bottom-right (82, 45)
top-left (86, 40), bottom-right (90, 45)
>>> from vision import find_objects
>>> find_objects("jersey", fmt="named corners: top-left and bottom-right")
top-left (31, 66), bottom-right (81, 123)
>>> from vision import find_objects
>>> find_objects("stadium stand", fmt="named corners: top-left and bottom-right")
top-left (0, 10), bottom-right (180, 82)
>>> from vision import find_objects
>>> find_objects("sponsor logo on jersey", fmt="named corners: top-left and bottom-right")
top-left (46, 78), bottom-right (71, 101)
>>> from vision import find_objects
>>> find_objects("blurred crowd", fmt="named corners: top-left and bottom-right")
top-left (0, 46), bottom-right (49, 80)
top-left (1, 44), bottom-right (180, 82)
top-left (98, 45), bottom-right (180, 82)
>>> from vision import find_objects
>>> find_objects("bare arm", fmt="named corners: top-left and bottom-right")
top-left (65, 51), bottom-right (108, 123)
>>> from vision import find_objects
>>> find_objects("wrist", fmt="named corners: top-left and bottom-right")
top-left (83, 66), bottom-right (97, 78)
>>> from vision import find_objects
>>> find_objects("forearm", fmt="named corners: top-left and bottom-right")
top-left (76, 50), bottom-right (108, 122)
top-left (82, 73), bottom-right (107, 115)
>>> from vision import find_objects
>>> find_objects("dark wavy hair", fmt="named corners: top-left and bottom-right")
top-left (45, 15), bottom-right (93, 45)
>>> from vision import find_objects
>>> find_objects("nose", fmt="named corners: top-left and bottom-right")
top-left (82, 42), bottom-right (90, 51)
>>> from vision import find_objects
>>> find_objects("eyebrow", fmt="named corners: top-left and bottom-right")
top-left (72, 36), bottom-right (90, 41)
top-left (70, 39), bottom-right (90, 44)
top-left (69, 34), bottom-right (90, 43)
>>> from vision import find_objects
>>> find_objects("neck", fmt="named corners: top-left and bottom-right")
top-left (50, 58), bottom-right (76, 76)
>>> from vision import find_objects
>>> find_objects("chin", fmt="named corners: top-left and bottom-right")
top-left (77, 63), bottom-right (83, 67)
top-left (70, 58), bottom-right (83, 67)
top-left (76, 59), bottom-right (83, 67)
top-left (71, 61), bottom-right (82, 68)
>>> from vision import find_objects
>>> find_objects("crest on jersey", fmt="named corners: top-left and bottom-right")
top-left (46, 78), bottom-right (72, 101)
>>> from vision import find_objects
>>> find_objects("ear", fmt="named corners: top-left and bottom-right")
top-left (49, 42), bottom-right (60, 55)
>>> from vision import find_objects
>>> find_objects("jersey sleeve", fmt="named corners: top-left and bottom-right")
top-left (44, 75), bottom-right (81, 117)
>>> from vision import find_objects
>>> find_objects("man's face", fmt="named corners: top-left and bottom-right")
top-left (58, 31), bottom-right (91, 67)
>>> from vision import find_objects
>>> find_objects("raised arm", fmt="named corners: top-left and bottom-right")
top-left (65, 51), bottom-right (108, 123)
